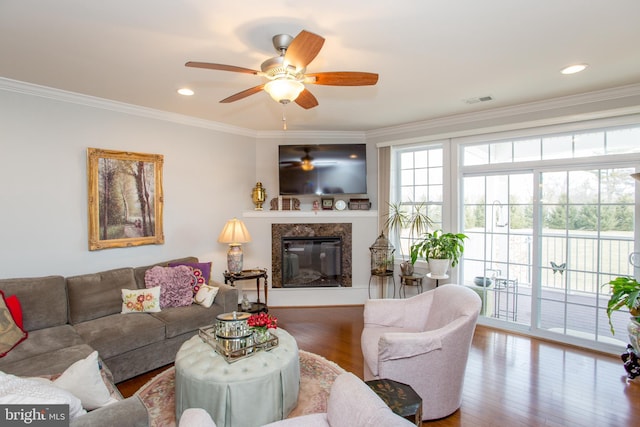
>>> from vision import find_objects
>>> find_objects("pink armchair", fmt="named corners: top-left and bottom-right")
top-left (361, 284), bottom-right (481, 420)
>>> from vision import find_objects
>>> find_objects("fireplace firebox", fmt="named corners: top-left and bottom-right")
top-left (282, 237), bottom-right (342, 287)
top-left (272, 223), bottom-right (352, 288)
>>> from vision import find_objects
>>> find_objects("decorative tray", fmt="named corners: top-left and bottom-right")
top-left (199, 325), bottom-right (279, 363)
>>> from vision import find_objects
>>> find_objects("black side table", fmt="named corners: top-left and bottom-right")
top-left (365, 379), bottom-right (422, 426)
top-left (223, 269), bottom-right (269, 311)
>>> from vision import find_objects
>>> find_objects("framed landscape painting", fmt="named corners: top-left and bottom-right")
top-left (87, 148), bottom-right (164, 250)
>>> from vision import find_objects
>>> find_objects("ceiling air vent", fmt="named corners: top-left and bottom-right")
top-left (464, 95), bottom-right (494, 104)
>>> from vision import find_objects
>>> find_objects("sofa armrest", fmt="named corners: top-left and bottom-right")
top-left (210, 281), bottom-right (238, 313)
top-left (70, 396), bottom-right (148, 427)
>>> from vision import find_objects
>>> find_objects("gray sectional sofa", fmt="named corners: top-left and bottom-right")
top-left (0, 256), bottom-right (239, 427)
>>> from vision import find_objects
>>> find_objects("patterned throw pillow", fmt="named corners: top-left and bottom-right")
top-left (144, 265), bottom-right (193, 308)
top-left (121, 287), bottom-right (161, 313)
top-left (0, 290), bottom-right (28, 357)
top-left (168, 261), bottom-right (212, 296)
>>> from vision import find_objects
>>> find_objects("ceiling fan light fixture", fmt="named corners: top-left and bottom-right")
top-left (264, 79), bottom-right (304, 104)
top-left (301, 158), bottom-right (314, 171)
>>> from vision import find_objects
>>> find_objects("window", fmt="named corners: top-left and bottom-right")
top-left (390, 145), bottom-right (444, 259)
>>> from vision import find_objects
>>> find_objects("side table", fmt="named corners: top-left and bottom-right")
top-left (399, 273), bottom-right (425, 298)
top-left (426, 272), bottom-right (448, 287)
top-left (224, 268), bottom-right (268, 311)
top-left (365, 379), bottom-right (422, 426)
top-left (368, 271), bottom-right (396, 298)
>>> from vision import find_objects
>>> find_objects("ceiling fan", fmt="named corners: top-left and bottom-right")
top-left (280, 147), bottom-right (316, 170)
top-left (185, 30), bottom-right (378, 109)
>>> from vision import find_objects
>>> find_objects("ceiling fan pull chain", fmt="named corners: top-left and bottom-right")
top-left (282, 105), bottom-right (288, 130)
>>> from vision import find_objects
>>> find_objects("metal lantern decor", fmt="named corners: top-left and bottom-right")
top-left (369, 232), bottom-right (395, 275)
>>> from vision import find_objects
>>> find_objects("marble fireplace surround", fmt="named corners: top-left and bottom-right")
top-left (272, 223), bottom-right (352, 288)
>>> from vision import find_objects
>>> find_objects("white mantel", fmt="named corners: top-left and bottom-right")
top-left (239, 210), bottom-right (388, 307)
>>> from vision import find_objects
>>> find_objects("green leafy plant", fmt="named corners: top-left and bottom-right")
top-left (410, 229), bottom-right (467, 267)
top-left (603, 276), bottom-right (640, 334)
top-left (383, 201), bottom-right (432, 263)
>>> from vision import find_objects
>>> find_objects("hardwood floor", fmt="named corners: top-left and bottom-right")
top-left (118, 305), bottom-right (640, 426)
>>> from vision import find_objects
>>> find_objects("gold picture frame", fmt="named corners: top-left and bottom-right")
top-left (87, 148), bottom-right (164, 251)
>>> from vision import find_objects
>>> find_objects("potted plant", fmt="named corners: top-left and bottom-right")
top-left (603, 276), bottom-right (640, 354)
top-left (384, 202), bottom-right (432, 276)
top-left (410, 229), bottom-right (467, 277)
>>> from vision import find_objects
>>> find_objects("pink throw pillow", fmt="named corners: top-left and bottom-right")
top-left (144, 265), bottom-right (194, 308)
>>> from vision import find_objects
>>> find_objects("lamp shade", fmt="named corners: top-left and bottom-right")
top-left (632, 172), bottom-right (640, 182)
top-left (217, 218), bottom-right (251, 245)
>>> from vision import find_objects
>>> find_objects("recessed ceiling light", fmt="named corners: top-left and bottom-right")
top-left (177, 88), bottom-right (194, 96)
top-left (561, 64), bottom-right (588, 75)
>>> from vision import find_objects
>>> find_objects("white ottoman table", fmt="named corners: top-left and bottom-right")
top-left (175, 328), bottom-right (300, 427)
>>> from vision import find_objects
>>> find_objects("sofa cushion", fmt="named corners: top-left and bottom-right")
top-left (133, 256), bottom-right (199, 289)
top-left (0, 343), bottom-right (95, 378)
top-left (0, 276), bottom-right (67, 331)
top-left (73, 313), bottom-right (166, 360)
top-left (67, 268), bottom-right (137, 324)
top-left (150, 304), bottom-right (217, 339)
top-left (0, 324), bottom-right (86, 369)
top-left (144, 265), bottom-right (194, 308)
top-left (0, 290), bottom-right (27, 357)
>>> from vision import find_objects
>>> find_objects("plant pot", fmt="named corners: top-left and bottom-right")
top-left (428, 258), bottom-right (450, 277)
top-left (400, 261), bottom-right (414, 276)
top-left (628, 317), bottom-right (640, 355)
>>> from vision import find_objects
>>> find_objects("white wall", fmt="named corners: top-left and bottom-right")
top-left (0, 87), bottom-right (255, 279)
top-left (0, 85), bottom-right (382, 306)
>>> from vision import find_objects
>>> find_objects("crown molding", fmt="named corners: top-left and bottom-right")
top-left (255, 129), bottom-right (366, 140)
top-left (0, 77), bottom-right (258, 138)
top-left (367, 83), bottom-right (640, 141)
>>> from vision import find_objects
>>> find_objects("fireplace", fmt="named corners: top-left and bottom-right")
top-left (272, 223), bottom-right (352, 288)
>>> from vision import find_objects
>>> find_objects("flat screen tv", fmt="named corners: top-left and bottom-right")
top-left (279, 144), bottom-right (367, 195)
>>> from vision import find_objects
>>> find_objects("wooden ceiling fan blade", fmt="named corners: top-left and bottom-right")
top-left (185, 61), bottom-right (259, 75)
top-left (295, 89), bottom-right (319, 109)
top-left (306, 72), bottom-right (379, 86)
top-left (284, 30), bottom-right (325, 70)
top-left (220, 85), bottom-right (265, 103)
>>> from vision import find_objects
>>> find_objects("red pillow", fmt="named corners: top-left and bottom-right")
top-left (5, 295), bottom-right (23, 329)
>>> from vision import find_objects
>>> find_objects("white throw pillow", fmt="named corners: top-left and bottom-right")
top-left (0, 371), bottom-right (86, 420)
top-left (54, 350), bottom-right (114, 410)
top-left (194, 285), bottom-right (219, 308)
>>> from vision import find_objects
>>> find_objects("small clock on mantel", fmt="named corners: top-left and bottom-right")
top-left (334, 200), bottom-right (347, 211)
top-left (321, 197), bottom-right (334, 210)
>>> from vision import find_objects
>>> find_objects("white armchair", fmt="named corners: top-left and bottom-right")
top-left (361, 284), bottom-right (481, 420)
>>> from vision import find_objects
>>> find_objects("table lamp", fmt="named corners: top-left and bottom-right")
top-left (218, 218), bottom-right (251, 274)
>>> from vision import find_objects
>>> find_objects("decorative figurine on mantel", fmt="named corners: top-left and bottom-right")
top-left (252, 182), bottom-right (267, 210)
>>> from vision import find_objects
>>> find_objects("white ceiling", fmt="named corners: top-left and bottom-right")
top-left (2, 0), bottom-right (639, 132)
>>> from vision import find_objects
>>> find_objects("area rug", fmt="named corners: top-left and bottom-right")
top-left (135, 350), bottom-right (346, 427)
